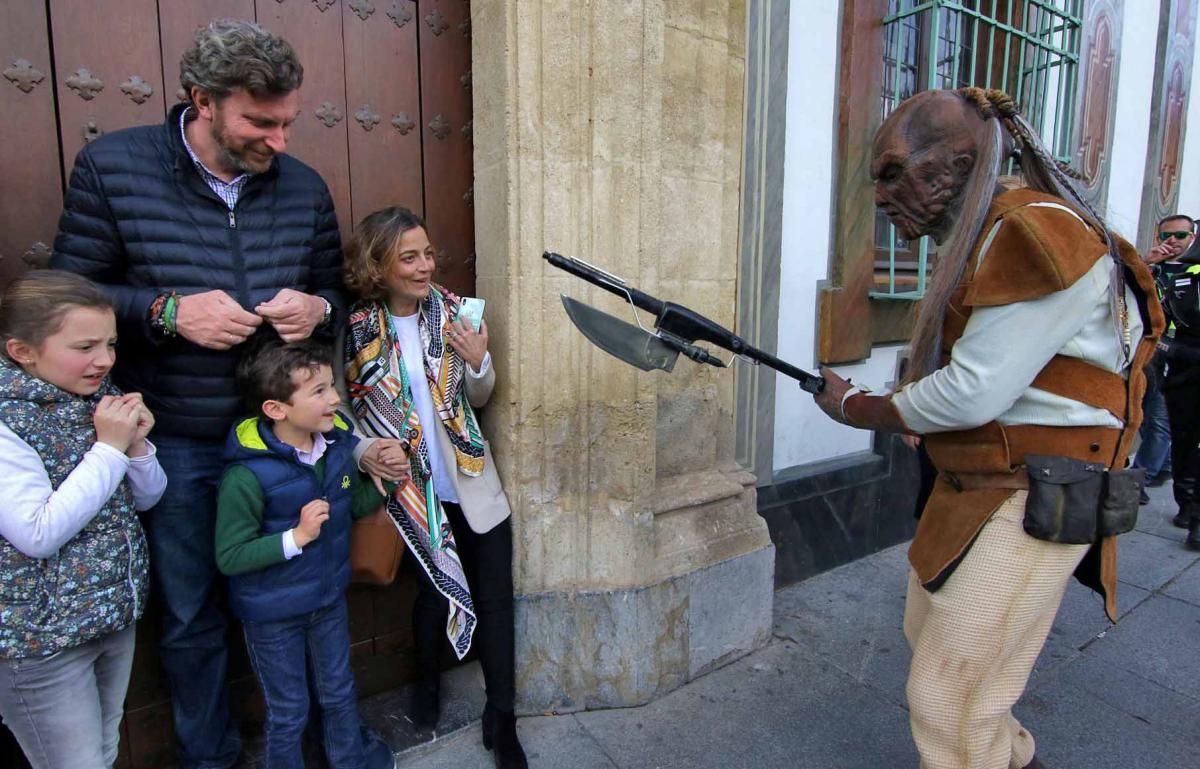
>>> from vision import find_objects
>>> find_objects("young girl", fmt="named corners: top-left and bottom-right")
top-left (0, 270), bottom-right (166, 769)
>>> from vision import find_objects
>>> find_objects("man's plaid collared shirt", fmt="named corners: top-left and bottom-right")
top-left (179, 108), bottom-right (251, 210)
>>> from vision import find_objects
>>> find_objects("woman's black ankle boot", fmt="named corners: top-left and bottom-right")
top-left (481, 703), bottom-right (529, 769)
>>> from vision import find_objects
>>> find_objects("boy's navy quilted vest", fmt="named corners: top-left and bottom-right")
top-left (0, 357), bottom-right (149, 659)
top-left (223, 418), bottom-right (357, 623)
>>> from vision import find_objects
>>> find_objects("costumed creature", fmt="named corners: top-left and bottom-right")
top-left (814, 88), bottom-right (1164, 769)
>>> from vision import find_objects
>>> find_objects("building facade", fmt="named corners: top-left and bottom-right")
top-left (2, 0), bottom-right (1198, 765)
top-left (473, 0), bottom-right (1200, 716)
top-left (736, 0), bottom-right (1200, 595)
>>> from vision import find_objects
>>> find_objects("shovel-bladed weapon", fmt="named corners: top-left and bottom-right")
top-left (544, 251), bottom-right (825, 394)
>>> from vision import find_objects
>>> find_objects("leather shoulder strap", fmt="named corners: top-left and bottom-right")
top-left (1029, 355), bottom-right (1126, 419)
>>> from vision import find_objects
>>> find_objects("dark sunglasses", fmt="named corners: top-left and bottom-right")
top-left (1159, 230), bottom-right (1193, 241)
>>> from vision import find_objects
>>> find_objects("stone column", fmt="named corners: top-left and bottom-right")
top-left (471, 0), bottom-right (773, 713)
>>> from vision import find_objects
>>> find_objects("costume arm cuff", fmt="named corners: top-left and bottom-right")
top-left (842, 393), bottom-right (913, 434)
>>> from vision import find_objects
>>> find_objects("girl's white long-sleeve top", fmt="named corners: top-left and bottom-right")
top-left (0, 423), bottom-right (167, 559)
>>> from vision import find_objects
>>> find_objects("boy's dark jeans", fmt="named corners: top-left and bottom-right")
top-left (242, 598), bottom-right (385, 769)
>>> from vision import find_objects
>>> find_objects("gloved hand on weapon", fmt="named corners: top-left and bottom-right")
top-left (813, 366), bottom-right (912, 434)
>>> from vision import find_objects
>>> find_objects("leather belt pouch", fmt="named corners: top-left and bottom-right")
top-left (1023, 454), bottom-right (1103, 544)
top-left (1099, 467), bottom-right (1144, 537)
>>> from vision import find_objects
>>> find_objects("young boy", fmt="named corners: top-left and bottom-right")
top-left (216, 336), bottom-right (392, 769)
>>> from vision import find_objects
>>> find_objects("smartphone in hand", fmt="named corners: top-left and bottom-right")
top-left (457, 297), bottom-right (485, 331)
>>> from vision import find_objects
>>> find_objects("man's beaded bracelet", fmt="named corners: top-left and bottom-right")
top-left (149, 291), bottom-right (179, 337)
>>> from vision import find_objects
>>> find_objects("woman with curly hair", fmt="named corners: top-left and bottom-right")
top-left (340, 207), bottom-right (526, 769)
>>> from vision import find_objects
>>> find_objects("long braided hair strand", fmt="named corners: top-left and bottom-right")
top-left (902, 95), bottom-right (1004, 384)
top-left (968, 87), bottom-right (1130, 366)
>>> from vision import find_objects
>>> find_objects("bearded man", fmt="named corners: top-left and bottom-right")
top-left (815, 88), bottom-right (1162, 769)
top-left (51, 19), bottom-right (341, 769)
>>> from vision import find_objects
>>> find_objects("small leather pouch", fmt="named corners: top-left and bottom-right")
top-left (1022, 454), bottom-right (1104, 544)
top-left (1098, 467), bottom-right (1144, 537)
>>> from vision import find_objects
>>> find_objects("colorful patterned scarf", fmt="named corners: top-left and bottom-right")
top-left (344, 286), bottom-right (485, 659)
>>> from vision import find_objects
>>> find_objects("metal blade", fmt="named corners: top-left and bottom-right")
top-left (560, 295), bottom-right (679, 372)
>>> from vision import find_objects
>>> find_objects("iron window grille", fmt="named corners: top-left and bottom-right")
top-left (873, 0), bottom-right (1083, 299)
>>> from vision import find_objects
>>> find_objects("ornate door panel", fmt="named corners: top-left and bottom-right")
top-left (2, 1), bottom-right (475, 296)
top-left (50, 0), bottom-right (166, 171)
top-left (0, 1), bottom-right (60, 286)
top-left (2, 5), bottom-right (476, 761)
top-left (342, 0), bottom-right (424, 229)
top-left (257, 0), bottom-right (355, 235)
top-left (1139, 0), bottom-right (1196, 250)
top-left (419, 0), bottom-right (474, 296)
top-left (1073, 0), bottom-right (1122, 213)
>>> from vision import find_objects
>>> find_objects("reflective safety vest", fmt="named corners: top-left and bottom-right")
top-left (1157, 262), bottom-right (1200, 334)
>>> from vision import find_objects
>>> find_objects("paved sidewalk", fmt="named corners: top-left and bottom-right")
top-left (387, 484), bottom-right (1200, 769)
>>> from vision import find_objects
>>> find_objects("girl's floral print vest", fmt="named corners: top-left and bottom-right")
top-left (0, 357), bottom-right (149, 659)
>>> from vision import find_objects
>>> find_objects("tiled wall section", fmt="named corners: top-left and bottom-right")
top-left (758, 434), bottom-right (920, 587)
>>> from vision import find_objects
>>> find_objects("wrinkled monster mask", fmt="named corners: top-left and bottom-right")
top-left (871, 90), bottom-right (1000, 244)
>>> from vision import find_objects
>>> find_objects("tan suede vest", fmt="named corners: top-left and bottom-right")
top-left (909, 189), bottom-right (1164, 621)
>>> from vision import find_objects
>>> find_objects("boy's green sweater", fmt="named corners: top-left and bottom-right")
top-left (215, 454), bottom-right (384, 576)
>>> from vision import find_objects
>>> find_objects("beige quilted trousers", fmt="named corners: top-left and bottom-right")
top-left (903, 491), bottom-right (1090, 769)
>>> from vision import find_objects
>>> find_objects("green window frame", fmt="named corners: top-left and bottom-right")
top-left (872, 0), bottom-right (1083, 300)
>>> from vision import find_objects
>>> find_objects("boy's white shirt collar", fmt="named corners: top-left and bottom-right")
top-left (294, 431), bottom-right (329, 467)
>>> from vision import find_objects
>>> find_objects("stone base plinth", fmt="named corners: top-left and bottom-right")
top-left (515, 544), bottom-right (774, 714)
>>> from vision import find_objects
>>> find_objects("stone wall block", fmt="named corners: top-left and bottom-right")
top-left (539, 3), bottom-right (590, 164)
top-left (657, 275), bottom-right (739, 467)
top-left (470, 1), bottom-right (514, 172)
top-left (721, 53), bottom-right (747, 282)
top-left (686, 544), bottom-right (774, 677)
top-left (654, 477), bottom-right (768, 575)
top-left (515, 576), bottom-right (689, 713)
top-left (590, 1), bottom-right (652, 166)
top-left (514, 543), bottom-right (773, 714)
top-left (635, 2), bottom-right (667, 293)
top-left (540, 157), bottom-right (589, 271)
top-left (658, 175), bottom-right (725, 279)
top-left (727, 0), bottom-right (747, 56)
top-left (588, 162), bottom-right (646, 282)
top-left (582, 399), bottom-right (658, 497)
top-left (655, 383), bottom-right (720, 477)
top-left (513, 2), bottom-right (546, 159)
top-left (471, 163), bottom-right (515, 283)
top-left (665, 0), bottom-right (731, 41)
top-left (662, 28), bottom-right (729, 181)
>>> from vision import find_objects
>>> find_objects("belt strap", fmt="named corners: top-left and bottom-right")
top-left (942, 468), bottom-right (1030, 492)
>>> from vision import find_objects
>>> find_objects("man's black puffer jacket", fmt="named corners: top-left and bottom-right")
top-left (51, 103), bottom-right (344, 440)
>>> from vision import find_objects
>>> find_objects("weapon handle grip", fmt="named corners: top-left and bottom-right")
top-left (543, 252), bottom-right (664, 315)
top-left (800, 376), bottom-right (826, 394)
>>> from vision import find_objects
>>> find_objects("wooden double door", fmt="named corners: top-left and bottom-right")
top-left (1, 0), bottom-right (475, 294)
top-left (1, 2), bottom-right (474, 767)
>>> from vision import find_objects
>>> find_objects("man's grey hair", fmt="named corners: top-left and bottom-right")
top-left (180, 19), bottom-right (303, 102)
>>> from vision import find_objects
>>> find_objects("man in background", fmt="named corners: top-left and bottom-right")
top-left (1134, 215), bottom-right (1193, 501)
top-left (1147, 214), bottom-right (1200, 549)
